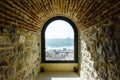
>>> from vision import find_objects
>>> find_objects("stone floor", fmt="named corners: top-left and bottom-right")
top-left (37, 72), bottom-right (80, 80)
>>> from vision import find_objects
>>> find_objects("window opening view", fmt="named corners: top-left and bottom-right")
top-left (45, 20), bottom-right (74, 61)
top-left (42, 16), bottom-right (78, 63)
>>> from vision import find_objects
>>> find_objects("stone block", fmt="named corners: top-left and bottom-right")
top-left (0, 52), bottom-right (6, 60)
top-left (0, 46), bottom-right (14, 52)
top-left (105, 26), bottom-right (114, 37)
top-left (17, 54), bottom-right (24, 61)
top-left (91, 33), bottom-right (98, 39)
top-left (15, 75), bottom-right (21, 80)
top-left (32, 50), bottom-right (37, 54)
top-left (0, 36), bottom-right (11, 44)
top-left (18, 44), bottom-right (23, 52)
top-left (19, 35), bottom-right (26, 43)
top-left (0, 60), bottom-right (8, 66)
top-left (3, 27), bottom-right (15, 34)
top-left (17, 63), bottom-right (23, 71)
top-left (25, 42), bottom-right (31, 48)
top-left (6, 66), bottom-right (16, 79)
top-left (0, 66), bottom-right (7, 74)
top-left (25, 52), bottom-right (29, 58)
top-left (9, 56), bottom-right (18, 63)
top-left (10, 34), bottom-right (20, 43)
top-left (14, 46), bottom-right (18, 54)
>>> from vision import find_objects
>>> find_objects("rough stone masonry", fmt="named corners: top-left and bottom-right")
top-left (0, 0), bottom-right (120, 80)
top-left (80, 15), bottom-right (120, 80)
top-left (0, 27), bottom-right (40, 80)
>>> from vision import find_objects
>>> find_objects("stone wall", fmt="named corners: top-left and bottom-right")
top-left (80, 15), bottom-right (120, 80)
top-left (0, 26), bottom-right (40, 80)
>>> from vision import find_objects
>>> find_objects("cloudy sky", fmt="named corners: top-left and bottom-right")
top-left (45, 20), bottom-right (74, 39)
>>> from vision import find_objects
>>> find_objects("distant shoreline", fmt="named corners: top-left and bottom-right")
top-left (46, 46), bottom-right (74, 50)
top-left (46, 38), bottom-right (74, 47)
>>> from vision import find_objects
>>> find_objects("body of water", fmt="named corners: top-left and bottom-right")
top-left (46, 46), bottom-right (74, 50)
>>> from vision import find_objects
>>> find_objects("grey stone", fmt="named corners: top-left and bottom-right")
top-left (92, 33), bottom-right (98, 39)
top-left (3, 27), bottom-right (15, 34)
top-left (6, 66), bottom-right (16, 79)
top-left (105, 26), bottom-right (114, 37)
top-left (32, 50), bottom-right (37, 54)
top-left (10, 35), bottom-right (19, 43)
top-left (18, 54), bottom-right (24, 61)
top-left (18, 44), bottom-right (23, 52)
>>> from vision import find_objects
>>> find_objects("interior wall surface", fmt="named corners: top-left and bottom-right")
top-left (0, 27), bottom-right (40, 80)
top-left (80, 15), bottom-right (120, 80)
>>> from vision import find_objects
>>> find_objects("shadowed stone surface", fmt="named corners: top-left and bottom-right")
top-left (80, 15), bottom-right (120, 80)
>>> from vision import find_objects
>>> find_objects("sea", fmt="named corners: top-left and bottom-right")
top-left (46, 46), bottom-right (74, 50)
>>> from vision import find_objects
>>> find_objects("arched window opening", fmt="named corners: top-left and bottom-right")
top-left (42, 16), bottom-right (78, 63)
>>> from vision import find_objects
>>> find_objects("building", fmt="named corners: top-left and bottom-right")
top-left (0, 0), bottom-right (120, 80)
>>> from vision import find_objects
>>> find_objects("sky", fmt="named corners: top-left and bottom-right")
top-left (45, 20), bottom-right (74, 39)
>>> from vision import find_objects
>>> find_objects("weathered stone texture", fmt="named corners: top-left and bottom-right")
top-left (0, 27), bottom-right (40, 80)
top-left (80, 15), bottom-right (120, 80)
top-left (0, 0), bottom-right (120, 80)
